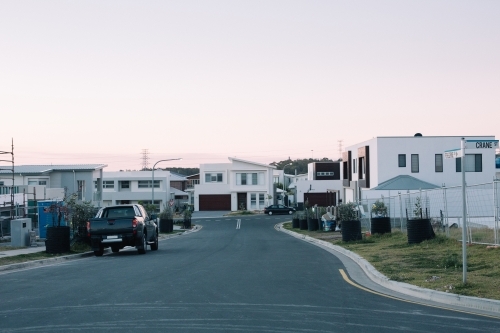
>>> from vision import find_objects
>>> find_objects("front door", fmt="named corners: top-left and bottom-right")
top-left (237, 193), bottom-right (247, 210)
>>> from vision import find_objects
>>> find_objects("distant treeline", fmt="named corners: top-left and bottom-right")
top-left (270, 157), bottom-right (335, 175)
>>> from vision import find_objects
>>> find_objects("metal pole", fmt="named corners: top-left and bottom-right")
top-left (494, 178), bottom-right (498, 245)
top-left (442, 184), bottom-right (449, 237)
top-left (152, 158), bottom-right (182, 214)
top-left (461, 138), bottom-right (467, 284)
top-left (399, 191), bottom-right (403, 232)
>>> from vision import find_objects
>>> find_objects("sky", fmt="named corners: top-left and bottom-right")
top-left (1, 0), bottom-right (499, 171)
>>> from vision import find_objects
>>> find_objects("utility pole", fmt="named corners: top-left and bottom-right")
top-left (338, 140), bottom-right (343, 160)
top-left (0, 139), bottom-right (14, 219)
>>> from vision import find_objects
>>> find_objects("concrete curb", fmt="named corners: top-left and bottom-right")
top-left (277, 223), bottom-right (500, 315)
top-left (0, 225), bottom-right (202, 273)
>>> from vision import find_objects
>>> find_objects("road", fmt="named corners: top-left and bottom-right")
top-left (0, 215), bottom-right (498, 332)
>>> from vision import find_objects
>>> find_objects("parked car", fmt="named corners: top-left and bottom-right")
top-left (264, 204), bottom-right (296, 215)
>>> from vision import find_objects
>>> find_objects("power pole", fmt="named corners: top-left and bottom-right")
top-left (141, 149), bottom-right (150, 170)
top-left (0, 139), bottom-right (14, 219)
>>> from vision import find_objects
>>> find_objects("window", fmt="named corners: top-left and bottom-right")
top-left (435, 154), bottom-right (443, 172)
top-left (411, 154), bottom-right (419, 173)
top-left (273, 176), bottom-right (279, 184)
top-left (39, 180), bottom-right (47, 185)
top-left (77, 180), bottom-right (86, 200)
top-left (250, 194), bottom-right (256, 210)
top-left (237, 173), bottom-right (261, 185)
top-left (398, 154), bottom-right (406, 167)
top-left (120, 181), bottom-right (130, 189)
top-left (103, 181), bottom-right (115, 189)
top-left (316, 172), bottom-right (334, 176)
top-left (359, 157), bottom-right (365, 179)
top-left (205, 173), bottom-right (223, 183)
top-left (352, 159), bottom-right (357, 173)
top-left (259, 193), bottom-right (265, 207)
top-left (138, 180), bottom-right (160, 188)
top-left (456, 154), bottom-right (482, 172)
top-left (0, 181), bottom-right (4, 186)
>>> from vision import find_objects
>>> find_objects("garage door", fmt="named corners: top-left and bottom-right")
top-left (199, 195), bottom-right (231, 211)
top-left (304, 192), bottom-right (336, 207)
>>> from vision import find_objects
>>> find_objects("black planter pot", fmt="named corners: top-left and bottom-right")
top-left (341, 220), bottom-right (362, 242)
top-left (308, 218), bottom-right (319, 231)
top-left (292, 218), bottom-right (299, 228)
top-left (183, 218), bottom-right (192, 229)
top-left (299, 219), bottom-right (308, 230)
top-left (45, 226), bottom-right (70, 254)
top-left (371, 217), bottom-right (391, 235)
top-left (160, 218), bottom-right (174, 233)
top-left (407, 218), bottom-right (435, 244)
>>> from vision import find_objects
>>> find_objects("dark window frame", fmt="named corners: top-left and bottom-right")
top-left (411, 154), bottom-right (419, 173)
top-left (435, 154), bottom-right (443, 172)
top-left (398, 154), bottom-right (406, 167)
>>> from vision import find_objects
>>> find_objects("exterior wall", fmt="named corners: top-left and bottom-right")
top-left (345, 136), bottom-right (497, 190)
top-left (101, 171), bottom-right (171, 210)
top-left (194, 159), bottom-right (275, 211)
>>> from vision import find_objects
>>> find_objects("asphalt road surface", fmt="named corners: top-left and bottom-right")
top-left (0, 215), bottom-right (499, 332)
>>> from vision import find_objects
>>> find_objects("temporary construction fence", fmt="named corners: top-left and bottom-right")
top-left (357, 179), bottom-right (500, 245)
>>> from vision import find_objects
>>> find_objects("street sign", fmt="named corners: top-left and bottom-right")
top-left (465, 140), bottom-right (499, 149)
top-left (444, 149), bottom-right (462, 159)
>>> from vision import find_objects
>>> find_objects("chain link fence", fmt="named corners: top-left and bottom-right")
top-left (357, 180), bottom-right (500, 245)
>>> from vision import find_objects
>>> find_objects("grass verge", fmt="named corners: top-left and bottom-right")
top-left (283, 222), bottom-right (500, 301)
top-left (0, 241), bottom-right (92, 267)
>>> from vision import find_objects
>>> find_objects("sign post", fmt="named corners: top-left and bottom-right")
top-left (445, 138), bottom-right (499, 284)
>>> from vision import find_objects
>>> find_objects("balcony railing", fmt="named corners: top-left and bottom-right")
top-left (186, 179), bottom-right (200, 189)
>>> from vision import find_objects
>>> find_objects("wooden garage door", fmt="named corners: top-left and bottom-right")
top-left (304, 192), bottom-right (336, 207)
top-left (199, 195), bottom-right (231, 211)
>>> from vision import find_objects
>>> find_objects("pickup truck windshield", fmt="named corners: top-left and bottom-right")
top-left (101, 207), bottom-right (136, 218)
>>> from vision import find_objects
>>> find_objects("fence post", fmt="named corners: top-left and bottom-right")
top-left (398, 191), bottom-right (403, 232)
top-left (494, 178), bottom-right (499, 245)
top-left (442, 183), bottom-right (449, 237)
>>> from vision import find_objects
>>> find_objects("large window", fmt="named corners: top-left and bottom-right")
top-left (435, 154), bottom-right (443, 172)
top-left (259, 193), bottom-right (265, 207)
top-left (411, 154), bottom-right (419, 173)
top-left (205, 173), bottom-right (223, 183)
top-left (250, 194), bottom-right (257, 210)
top-left (236, 173), bottom-right (261, 185)
top-left (138, 180), bottom-right (160, 188)
top-left (456, 154), bottom-right (482, 172)
top-left (120, 181), bottom-right (130, 189)
top-left (398, 154), bottom-right (406, 167)
top-left (103, 181), bottom-right (115, 189)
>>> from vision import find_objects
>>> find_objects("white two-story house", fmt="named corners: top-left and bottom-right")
top-left (342, 135), bottom-right (498, 203)
top-left (194, 158), bottom-right (275, 211)
top-left (101, 171), bottom-right (172, 212)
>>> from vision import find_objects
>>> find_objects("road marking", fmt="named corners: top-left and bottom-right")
top-left (339, 269), bottom-right (499, 319)
top-left (236, 219), bottom-right (241, 229)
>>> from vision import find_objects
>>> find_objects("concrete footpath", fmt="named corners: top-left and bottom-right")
top-left (0, 225), bottom-right (201, 272)
top-left (276, 222), bottom-right (500, 319)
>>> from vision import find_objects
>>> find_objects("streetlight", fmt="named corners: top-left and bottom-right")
top-left (283, 162), bottom-right (292, 205)
top-left (152, 158), bottom-right (182, 213)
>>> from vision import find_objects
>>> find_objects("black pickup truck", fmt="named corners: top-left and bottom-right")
top-left (87, 204), bottom-right (158, 256)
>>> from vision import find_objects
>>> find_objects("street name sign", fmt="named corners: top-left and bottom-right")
top-left (444, 149), bottom-right (462, 159)
top-left (465, 140), bottom-right (499, 149)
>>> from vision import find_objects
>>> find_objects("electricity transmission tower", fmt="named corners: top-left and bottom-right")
top-left (141, 149), bottom-right (150, 170)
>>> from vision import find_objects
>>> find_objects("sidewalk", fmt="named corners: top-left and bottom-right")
top-left (0, 224), bottom-right (190, 260)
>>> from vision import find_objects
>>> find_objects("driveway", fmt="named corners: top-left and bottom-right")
top-left (191, 211), bottom-right (231, 219)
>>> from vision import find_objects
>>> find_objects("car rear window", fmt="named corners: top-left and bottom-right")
top-left (101, 207), bottom-right (136, 218)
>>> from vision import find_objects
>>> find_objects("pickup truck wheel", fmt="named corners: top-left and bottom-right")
top-left (111, 246), bottom-right (119, 253)
top-left (151, 233), bottom-right (159, 251)
top-left (94, 246), bottom-right (104, 257)
top-left (138, 233), bottom-right (147, 254)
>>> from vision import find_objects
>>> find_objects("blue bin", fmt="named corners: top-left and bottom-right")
top-left (38, 201), bottom-right (67, 239)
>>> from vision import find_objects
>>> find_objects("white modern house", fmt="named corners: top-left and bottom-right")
top-left (194, 157), bottom-right (276, 211)
top-left (101, 171), bottom-right (172, 212)
top-left (0, 164), bottom-right (106, 217)
top-left (341, 135), bottom-right (498, 203)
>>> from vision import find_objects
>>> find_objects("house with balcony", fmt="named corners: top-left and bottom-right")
top-left (193, 157), bottom-right (275, 211)
top-left (286, 162), bottom-right (343, 210)
top-left (341, 135), bottom-right (498, 203)
top-left (185, 173), bottom-right (200, 205)
top-left (101, 170), bottom-right (172, 212)
top-left (0, 164), bottom-right (106, 216)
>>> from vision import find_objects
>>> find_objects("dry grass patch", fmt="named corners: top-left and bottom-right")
top-left (283, 222), bottom-right (500, 300)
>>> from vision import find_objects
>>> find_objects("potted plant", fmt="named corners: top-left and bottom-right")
top-left (44, 200), bottom-right (71, 254)
top-left (292, 212), bottom-right (300, 228)
top-left (307, 207), bottom-right (319, 231)
top-left (370, 200), bottom-right (391, 235)
top-left (299, 211), bottom-right (308, 230)
top-left (407, 197), bottom-right (434, 244)
top-left (159, 204), bottom-right (174, 233)
top-left (337, 202), bottom-right (362, 242)
top-left (183, 206), bottom-right (192, 229)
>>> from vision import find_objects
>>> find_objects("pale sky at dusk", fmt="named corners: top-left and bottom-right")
top-left (1, 1), bottom-right (499, 171)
